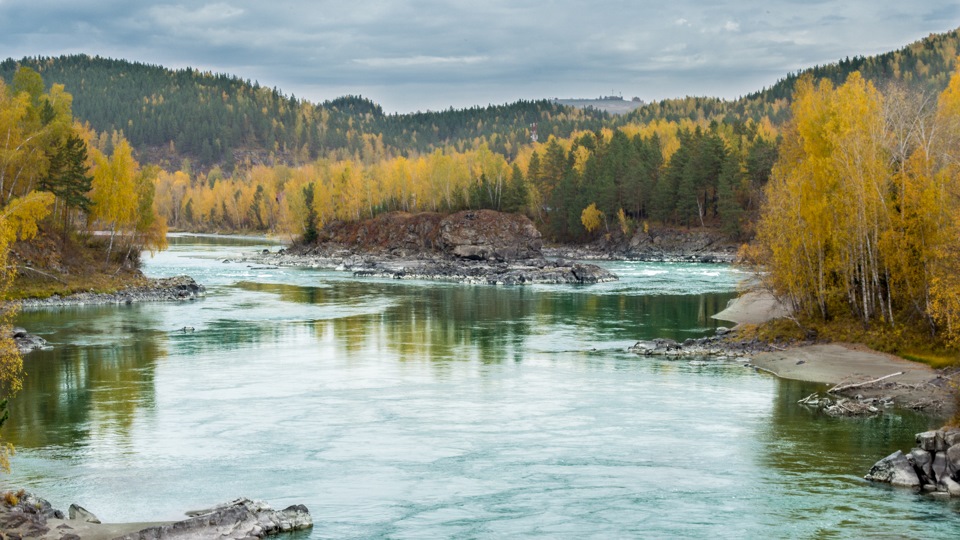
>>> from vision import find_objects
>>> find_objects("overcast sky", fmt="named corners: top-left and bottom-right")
top-left (1, 1), bottom-right (958, 113)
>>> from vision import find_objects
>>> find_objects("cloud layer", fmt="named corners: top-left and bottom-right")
top-left (2, 1), bottom-right (958, 112)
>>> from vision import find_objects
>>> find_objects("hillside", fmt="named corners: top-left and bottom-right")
top-left (0, 56), bottom-right (609, 171)
top-left (2, 28), bottom-right (958, 174)
top-left (625, 27), bottom-right (960, 125)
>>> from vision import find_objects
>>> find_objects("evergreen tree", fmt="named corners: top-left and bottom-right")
top-left (40, 133), bottom-right (93, 229)
top-left (717, 153), bottom-right (745, 239)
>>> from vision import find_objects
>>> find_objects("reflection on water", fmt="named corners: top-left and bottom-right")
top-left (6, 236), bottom-right (960, 538)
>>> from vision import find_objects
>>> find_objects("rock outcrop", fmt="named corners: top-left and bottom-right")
top-left (0, 491), bottom-right (63, 539)
top-left (313, 210), bottom-right (542, 261)
top-left (865, 428), bottom-right (960, 496)
top-left (545, 226), bottom-right (738, 263)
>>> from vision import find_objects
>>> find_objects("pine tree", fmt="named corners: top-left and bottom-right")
top-left (40, 134), bottom-right (93, 230)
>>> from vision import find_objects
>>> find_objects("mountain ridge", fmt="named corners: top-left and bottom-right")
top-left (2, 27), bottom-right (958, 171)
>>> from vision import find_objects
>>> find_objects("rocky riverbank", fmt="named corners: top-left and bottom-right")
top-left (239, 210), bottom-right (617, 285)
top-left (628, 329), bottom-right (789, 359)
top-left (544, 226), bottom-right (738, 263)
top-left (865, 428), bottom-right (960, 497)
top-left (15, 276), bottom-right (205, 308)
top-left (629, 289), bottom-right (959, 417)
top-left (0, 491), bottom-right (313, 539)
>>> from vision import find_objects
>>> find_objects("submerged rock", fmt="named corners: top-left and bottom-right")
top-left (12, 327), bottom-right (49, 354)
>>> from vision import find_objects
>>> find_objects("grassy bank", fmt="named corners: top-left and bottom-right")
top-left (9, 227), bottom-right (147, 300)
top-left (743, 316), bottom-right (960, 370)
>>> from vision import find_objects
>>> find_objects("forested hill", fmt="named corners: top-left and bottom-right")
top-left (625, 27), bottom-right (960, 126)
top-left (2, 27), bottom-right (957, 173)
top-left (0, 55), bottom-right (610, 171)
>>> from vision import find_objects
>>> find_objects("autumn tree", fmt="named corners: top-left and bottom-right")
top-left (0, 191), bottom-right (54, 471)
top-left (89, 137), bottom-right (167, 263)
top-left (581, 202), bottom-right (603, 233)
top-left (754, 66), bottom-right (960, 340)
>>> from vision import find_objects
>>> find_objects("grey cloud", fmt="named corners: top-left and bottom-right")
top-left (0, 1), bottom-right (957, 112)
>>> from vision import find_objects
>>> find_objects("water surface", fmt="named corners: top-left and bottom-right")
top-left (8, 235), bottom-right (958, 538)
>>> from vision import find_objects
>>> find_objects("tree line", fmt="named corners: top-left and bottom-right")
top-left (152, 118), bottom-right (779, 244)
top-left (0, 56), bottom-right (610, 172)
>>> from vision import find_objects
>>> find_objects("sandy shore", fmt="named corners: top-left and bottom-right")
top-left (750, 343), bottom-right (957, 415)
top-left (715, 290), bottom-right (958, 417)
top-left (712, 290), bottom-right (791, 325)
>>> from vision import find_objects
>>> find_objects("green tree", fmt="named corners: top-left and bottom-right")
top-left (39, 133), bottom-right (93, 230)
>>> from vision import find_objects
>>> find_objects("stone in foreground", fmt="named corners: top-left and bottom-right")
top-left (864, 450), bottom-right (921, 487)
top-left (865, 428), bottom-right (960, 497)
top-left (0, 492), bottom-right (312, 540)
top-left (117, 498), bottom-right (312, 539)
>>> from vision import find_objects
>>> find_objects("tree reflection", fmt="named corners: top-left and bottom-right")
top-left (7, 331), bottom-right (166, 450)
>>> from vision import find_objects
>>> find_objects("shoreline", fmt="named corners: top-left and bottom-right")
top-left (14, 276), bottom-right (205, 309)
top-left (712, 290), bottom-right (958, 418)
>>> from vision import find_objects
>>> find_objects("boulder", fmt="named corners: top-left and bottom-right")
top-left (908, 449), bottom-right (934, 482)
top-left (947, 443), bottom-right (960, 474)
top-left (917, 431), bottom-right (946, 453)
top-left (939, 475), bottom-right (960, 496)
top-left (570, 263), bottom-right (614, 284)
top-left (944, 429), bottom-right (960, 447)
top-left (865, 450), bottom-right (921, 487)
top-left (13, 330), bottom-right (49, 354)
top-left (68, 503), bottom-right (101, 524)
top-left (932, 452), bottom-right (949, 483)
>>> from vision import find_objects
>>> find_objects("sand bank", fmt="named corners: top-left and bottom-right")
top-left (714, 290), bottom-right (957, 416)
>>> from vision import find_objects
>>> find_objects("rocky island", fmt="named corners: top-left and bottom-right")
top-left (237, 210), bottom-right (617, 285)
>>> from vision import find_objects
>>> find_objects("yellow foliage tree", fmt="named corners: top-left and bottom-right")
top-left (0, 191), bottom-right (54, 472)
top-left (581, 202), bottom-right (603, 233)
top-left (756, 66), bottom-right (960, 341)
top-left (90, 139), bottom-right (138, 260)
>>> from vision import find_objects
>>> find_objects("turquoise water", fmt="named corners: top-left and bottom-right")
top-left (6, 235), bottom-right (958, 538)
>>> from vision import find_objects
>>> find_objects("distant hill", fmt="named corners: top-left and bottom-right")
top-left (2, 27), bottom-right (958, 171)
top-left (0, 56), bottom-right (610, 171)
top-left (625, 27), bottom-right (960, 126)
top-left (554, 97), bottom-right (645, 115)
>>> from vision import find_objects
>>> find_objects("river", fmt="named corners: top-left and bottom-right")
top-left (7, 235), bottom-right (959, 538)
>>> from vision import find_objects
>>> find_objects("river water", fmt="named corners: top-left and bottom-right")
top-left (7, 235), bottom-right (959, 538)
